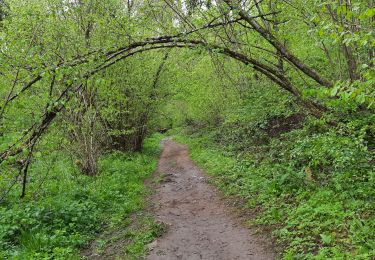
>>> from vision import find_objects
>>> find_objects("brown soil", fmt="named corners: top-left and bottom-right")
top-left (147, 139), bottom-right (276, 260)
top-left (265, 113), bottom-right (305, 138)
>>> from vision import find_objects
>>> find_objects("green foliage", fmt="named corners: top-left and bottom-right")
top-left (175, 126), bottom-right (375, 259)
top-left (0, 134), bottom-right (163, 259)
top-left (1, 0), bottom-right (374, 259)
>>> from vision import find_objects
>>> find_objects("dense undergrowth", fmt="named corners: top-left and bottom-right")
top-left (0, 0), bottom-right (374, 259)
top-left (174, 124), bottom-right (375, 259)
top-left (0, 134), bottom-right (163, 259)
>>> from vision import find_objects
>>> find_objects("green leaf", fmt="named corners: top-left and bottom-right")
top-left (320, 234), bottom-right (332, 244)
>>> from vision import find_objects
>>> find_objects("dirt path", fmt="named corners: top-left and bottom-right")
top-left (147, 139), bottom-right (275, 260)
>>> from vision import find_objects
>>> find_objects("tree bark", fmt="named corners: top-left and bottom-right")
top-left (222, 0), bottom-right (334, 88)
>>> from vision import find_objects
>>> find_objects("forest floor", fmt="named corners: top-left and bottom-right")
top-left (146, 138), bottom-right (275, 260)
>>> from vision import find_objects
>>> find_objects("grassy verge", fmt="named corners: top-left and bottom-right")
top-left (0, 133), bottom-right (164, 259)
top-left (174, 134), bottom-right (375, 259)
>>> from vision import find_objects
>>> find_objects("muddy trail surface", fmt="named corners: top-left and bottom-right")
top-left (147, 139), bottom-right (275, 260)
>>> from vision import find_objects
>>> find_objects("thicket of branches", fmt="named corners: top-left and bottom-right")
top-left (0, 0), bottom-right (373, 228)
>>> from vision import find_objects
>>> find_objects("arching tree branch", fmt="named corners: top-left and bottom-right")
top-left (222, 0), bottom-right (334, 88)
